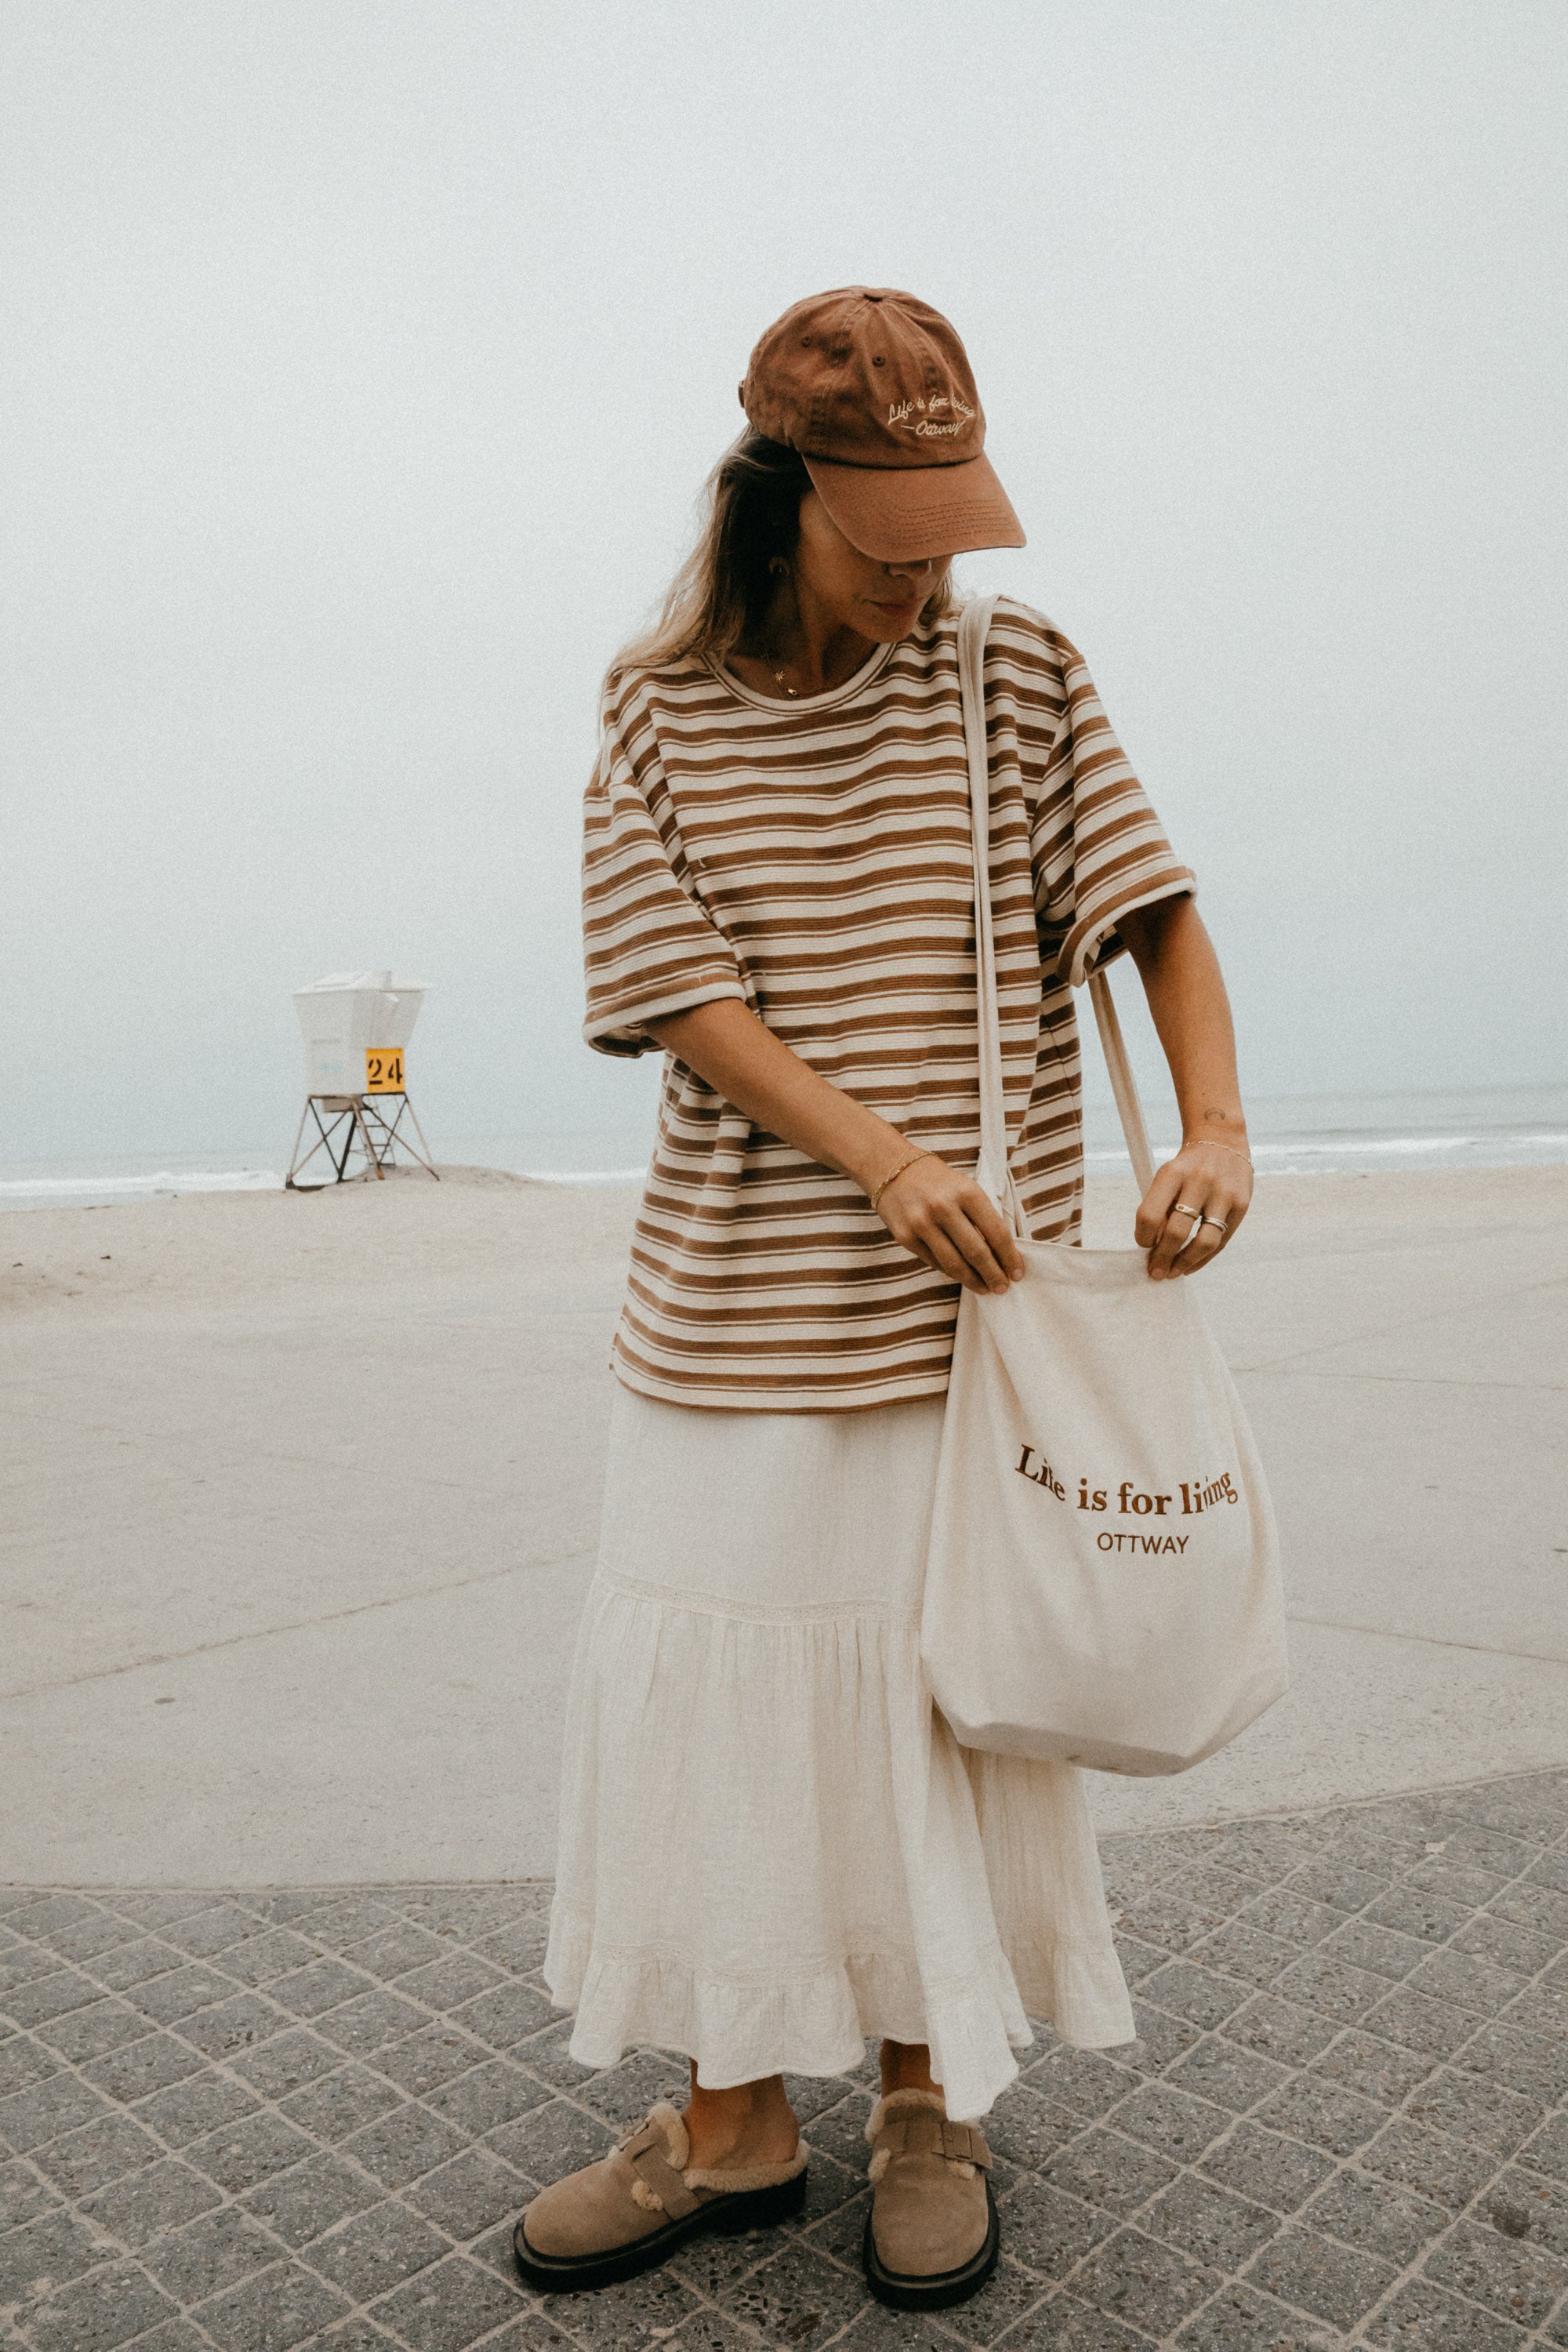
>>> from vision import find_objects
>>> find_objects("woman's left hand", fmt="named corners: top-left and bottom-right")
top-left (1134, 1141), bottom-right (1253, 1280)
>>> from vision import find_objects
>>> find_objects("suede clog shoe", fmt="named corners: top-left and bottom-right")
top-left (862, 2087), bottom-right (999, 2310)
top-left (513, 2101), bottom-right (808, 2292)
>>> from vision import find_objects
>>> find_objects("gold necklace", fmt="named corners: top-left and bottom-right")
top-left (765, 644), bottom-right (800, 699)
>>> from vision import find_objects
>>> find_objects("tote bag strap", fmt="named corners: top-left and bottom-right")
top-left (956, 596), bottom-right (1157, 1217)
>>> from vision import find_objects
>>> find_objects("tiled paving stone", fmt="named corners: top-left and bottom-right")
top-left (572, 2048), bottom-right (688, 2125)
top-left (179, 1995), bottom-right (292, 2063)
top-left (229, 2032), bottom-right (344, 2104)
top-left (404, 2149), bottom-right (534, 2243)
top-left (277, 2063), bottom-right (406, 2147)
top-left (337, 2104), bottom-right (469, 2194)
top-left (1303, 2027), bottom-right (1434, 2111)
top-left (320, 1991), bottom-right (436, 2066)
top-left (1242, 2222), bottom-right (1399, 2332)
top-left (303, 2199), bottom-right (453, 2303)
top-left (140, 2205), bottom-right (281, 2303)
top-left (85, 2030), bottom-right (209, 2107)
top-left (30, 2107), bottom-right (165, 2198)
top-left (36, 1997), bottom-right (156, 2064)
top-left (184, 2111), bottom-right (319, 2197)
top-left (794, 2183), bottom-right (872, 2275)
top-left (1140, 2172), bottom-right (1279, 2272)
top-left (1164, 2038), bottom-right (1293, 2118)
top-left (1251, 2074), bottom-right (1388, 2158)
top-left (0, 2156), bottom-right (62, 2233)
top-left (1199, 2122), bottom-right (1338, 2216)
top-left (1172, 2281), bottom-right (1341, 2347)
top-left (0, 2038), bottom-right (62, 2105)
top-left (1492, 2165), bottom-right (1568, 2259)
top-left (1112, 1938), bottom-right (1171, 1993)
top-left (195, 2259), bottom-right (354, 2349)
top-left (266, 1960), bottom-right (376, 2023)
top-left (1363, 2274), bottom-right (1530, 2348)
top-left (0, 2204), bottom-right (108, 2305)
top-left (777, 2147), bottom-right (863, 2238)
top-left (1297, 2168), bottom-right (1446, 2268)
top-left (20, 2254), bottom-right (178, 2349)
top-left (1002, 2300), bottom-right (1149, 2352)
top-left (1070, 2226), bottom-right (1222, 2336)
top-left (450, 1984), bottom-right (558, 2057)
top-left (0, 1769), bottom-right (1564, 2347)
top-left (136, 2071), bottom-right (263, 2149)
top-left (79, 2158), bottom-right (223, 2250)
top-left (374, 2030), bottom-right (499, 2103)
top-left (368, 2250), bottom-right (528, 2350)
top-left (132, 1966), bottom-right (248, 2028)
top-left (985, 2081), bottom-right (1085, 2171)
top-left (1023, 2047), bottom-right (1141, 2121)
top-left (235, 2149), bottom-right (384, 2250)
top-left (1423, 2214), bottom-right (1568, 2332)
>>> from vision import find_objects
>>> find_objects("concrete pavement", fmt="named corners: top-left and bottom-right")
top-left (1, 1165), bottom-right (1564, 1882)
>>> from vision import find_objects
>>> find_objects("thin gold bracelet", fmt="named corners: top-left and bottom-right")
top-left (868, 1147), bottom-right (935, 1215)
top-left (1186, 1137), bottom-right (1253, 1170)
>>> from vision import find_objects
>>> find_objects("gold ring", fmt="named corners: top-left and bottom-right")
top-left (1173, 1203), bottom-right (1203, 1219)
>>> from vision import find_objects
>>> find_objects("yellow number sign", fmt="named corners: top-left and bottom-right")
top-left (365, 1048), bottom-right (405, 1094)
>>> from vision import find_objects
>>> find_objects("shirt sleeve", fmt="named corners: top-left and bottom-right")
top-left (581, 692), bottom-right (749, 1058)
top-left (1029, 626), bottom-right (1196, 985)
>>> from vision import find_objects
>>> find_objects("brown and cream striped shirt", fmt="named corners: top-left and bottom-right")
top-left (583, 597), bottom-right (1192, 1410)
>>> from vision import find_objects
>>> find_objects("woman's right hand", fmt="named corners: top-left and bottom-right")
top-left (874, 1153), bottom-right (1025, 1296)
top-left (644, 1003), bottom-right (1028, 1297)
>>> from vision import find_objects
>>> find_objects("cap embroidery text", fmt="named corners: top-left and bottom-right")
top-left (887, 390), bottom-right (977, 431)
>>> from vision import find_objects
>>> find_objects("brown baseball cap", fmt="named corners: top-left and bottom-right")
top-left (739, 286), bottom-right (1025, 563)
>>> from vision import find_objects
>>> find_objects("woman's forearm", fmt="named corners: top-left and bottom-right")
top-left (646, 996), bottom-right (1025, 1294)
top-left (1117, 896), bottom-right (1249, 1149)
top-left (647, 999), bottom-right (913, 1196)
top-left (1116, 894), bottom-right (1254, 1277)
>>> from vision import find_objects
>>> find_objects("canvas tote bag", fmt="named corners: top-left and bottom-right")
top-left (920, 597), bottom-right (1288, 1776)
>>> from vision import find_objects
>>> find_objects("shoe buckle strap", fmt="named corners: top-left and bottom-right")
top-left (624, 2139), bottom-right (701, 2220)
top-left (942, 2121), bottom-right (993, 2169)
top-left (877, 2112), bottom-right (930, 2159)
top-left (878, 2112), bottom-right (992, 2169)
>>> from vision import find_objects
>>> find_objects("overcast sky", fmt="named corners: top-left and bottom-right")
top-left (4, 0), bottom-right (1565, 1162)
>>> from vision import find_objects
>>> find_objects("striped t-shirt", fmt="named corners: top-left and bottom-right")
top-left (583, 596), bottom-right (1192, 1410)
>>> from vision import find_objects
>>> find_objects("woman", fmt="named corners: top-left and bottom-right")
top-left (514, 287), bottom-right (1253, 2311)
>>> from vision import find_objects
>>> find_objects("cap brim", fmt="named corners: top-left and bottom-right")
top-left (804, 449), bottom-right (1025, 562)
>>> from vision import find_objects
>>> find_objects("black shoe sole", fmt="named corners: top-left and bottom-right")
top-left (862, 2177), bottom-right (1000, 2310)
top-left (514, 2165), bottom-right (807, 2293)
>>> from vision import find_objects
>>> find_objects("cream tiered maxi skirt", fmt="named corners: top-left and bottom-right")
top-left (544, 1383), bottom-right (1134, 2124)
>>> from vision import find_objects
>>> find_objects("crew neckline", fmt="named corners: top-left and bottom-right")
top-left (711, 637), bottom-right (896, 713)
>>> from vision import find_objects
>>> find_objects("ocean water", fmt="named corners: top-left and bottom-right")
top-left (2, 1085), bottom-right (1564, 1213)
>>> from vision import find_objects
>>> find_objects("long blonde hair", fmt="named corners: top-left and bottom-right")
top-left (609, 429), bottom-right (956, 686)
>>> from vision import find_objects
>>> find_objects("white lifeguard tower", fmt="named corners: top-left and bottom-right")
top-left (285, 971), bottom-right (439, 1189)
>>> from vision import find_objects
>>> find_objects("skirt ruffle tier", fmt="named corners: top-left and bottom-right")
top-left (546, 1385), bottom-right (1133, 2123)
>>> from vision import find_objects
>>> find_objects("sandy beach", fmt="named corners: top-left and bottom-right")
top-left (2, 1163), bottom-right (1564, 1886)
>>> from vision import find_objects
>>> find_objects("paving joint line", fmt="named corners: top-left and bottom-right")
top-left (0, 1550), bottom-right (598, 1702)
top-left (1283, 1610), bottom-right (1568, 1668)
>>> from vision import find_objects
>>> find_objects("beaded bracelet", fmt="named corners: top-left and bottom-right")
top-left (868, 1147), bottom-right (935, 1215)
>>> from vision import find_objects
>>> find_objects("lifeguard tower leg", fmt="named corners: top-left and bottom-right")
top-left (284, 1100), bottom-right (314, 1191)
top-left (399, 1097), bottom-right (440, 1179)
